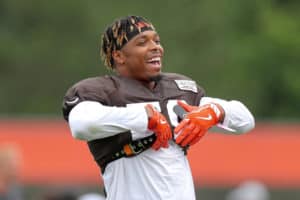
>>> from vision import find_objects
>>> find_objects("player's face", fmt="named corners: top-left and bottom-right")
top-left (119, 30), bottom-right (164, 82)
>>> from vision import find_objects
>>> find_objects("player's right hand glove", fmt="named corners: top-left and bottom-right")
top-left (174, 101), bottom-right (224, 147)
top-left (145, 104), bottom-right (172, 150)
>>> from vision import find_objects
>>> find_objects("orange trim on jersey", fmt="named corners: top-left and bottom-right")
top-left (123, 144), bottom-right (134, 156)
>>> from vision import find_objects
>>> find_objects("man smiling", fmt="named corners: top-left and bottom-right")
top-left (62, 16), bottom-right (255, 200)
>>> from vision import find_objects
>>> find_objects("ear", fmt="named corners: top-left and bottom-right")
top-left (112, 50), bottom-right (125, 66)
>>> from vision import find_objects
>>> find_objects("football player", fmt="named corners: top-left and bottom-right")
top-left (62, 16), bottom-right (255, 200)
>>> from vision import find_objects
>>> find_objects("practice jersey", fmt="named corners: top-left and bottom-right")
top-left (63, 73), bottom-right (203, 200)
top-left (62, 72), bottom-right (255, 200)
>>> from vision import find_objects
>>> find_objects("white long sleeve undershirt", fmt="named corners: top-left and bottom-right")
top-left (200, 97), bottom-right (255, 134)
top-left (68, 98), bottom-right (255, 141)
top-left (68, 101), bottom-right (149, 141)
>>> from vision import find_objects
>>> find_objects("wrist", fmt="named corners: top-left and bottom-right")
top-left (145, 104), bottom-right (154, 119)
top-left (145, 104), bottom-right (156, 129)
top-left (212, 103), bottom-right (225, 123)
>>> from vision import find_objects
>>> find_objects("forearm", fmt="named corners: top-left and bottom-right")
top-left (68, 101), bottom-right (149, 141)
top-left (200, 97), bottom-right (255, 134)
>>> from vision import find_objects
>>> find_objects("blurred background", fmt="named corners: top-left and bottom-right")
top-left (1, 0), bottom-right (300, 199)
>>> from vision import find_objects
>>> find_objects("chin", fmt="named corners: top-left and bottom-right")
top-left (148, 73), bottom-right (162, 82)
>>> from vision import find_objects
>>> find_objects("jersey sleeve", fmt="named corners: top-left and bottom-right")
top-left (62, 77), bottom-right (110, 121)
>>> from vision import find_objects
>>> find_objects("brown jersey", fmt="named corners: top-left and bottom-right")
top-left (62, 72), bottom-right (205, 171)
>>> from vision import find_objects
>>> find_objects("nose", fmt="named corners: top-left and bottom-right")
top-left (149, 40), bottom-right (163, 53)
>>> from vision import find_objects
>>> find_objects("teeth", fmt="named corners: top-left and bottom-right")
top-left (148, 57), bottom-right (160, 62)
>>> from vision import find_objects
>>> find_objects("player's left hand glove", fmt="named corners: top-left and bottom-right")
top-left (174, 101), bottom-right (224, 147)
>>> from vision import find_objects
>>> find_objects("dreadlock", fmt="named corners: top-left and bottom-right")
top-left (100, 16), bottom-right (155, 69)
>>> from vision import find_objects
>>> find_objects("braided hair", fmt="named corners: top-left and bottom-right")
top-left (100, 16), bottom-right (155, 69)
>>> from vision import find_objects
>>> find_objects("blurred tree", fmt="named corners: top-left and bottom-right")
top-left (0, 0), bottom-right (299, 120)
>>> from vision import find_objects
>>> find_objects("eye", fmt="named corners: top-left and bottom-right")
top-left (155, 40), bottom-right (161, 45)
top-left (137, 39), bottom-right (146, 46)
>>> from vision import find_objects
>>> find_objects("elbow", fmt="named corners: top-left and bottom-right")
top-left (68, 105), bottom-right (109, 140)
top-left (69, 115), bottom-right (91, 140)
top-left (235, 112), bottom-right (255, 134)
top-left (238, 120), bottom-right (255, 134)
top-left (71, 130), bottom-right (87, 140)
top-left (228, 100), bottom-right (255, 134)
top-left (68, 105), bottom-right (99, 141)
top-left (246, 113), bottom-right (255, 132)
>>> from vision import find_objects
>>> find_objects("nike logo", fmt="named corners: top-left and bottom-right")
top-left (196, 114), bottom-right (212, 121)
top-left (65, 97), bottom-right (79, 105)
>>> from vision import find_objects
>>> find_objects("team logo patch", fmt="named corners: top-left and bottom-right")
top-left (174, 80), bottom-right (198, 93)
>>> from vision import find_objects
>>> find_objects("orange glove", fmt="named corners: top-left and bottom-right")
top-left (174, 101), bottom-right (224, 147)
top-left (145, 104), bottom-right (172, 150)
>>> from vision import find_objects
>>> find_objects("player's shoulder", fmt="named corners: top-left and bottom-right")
top-left (64, 75), bottom-right (118, 102)
top-left (72, 75), bottom-right (115, 90)
top-left (161, 72), bottom-right (195, 81)
top-left (62, 75), bottom-right (117, 121)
